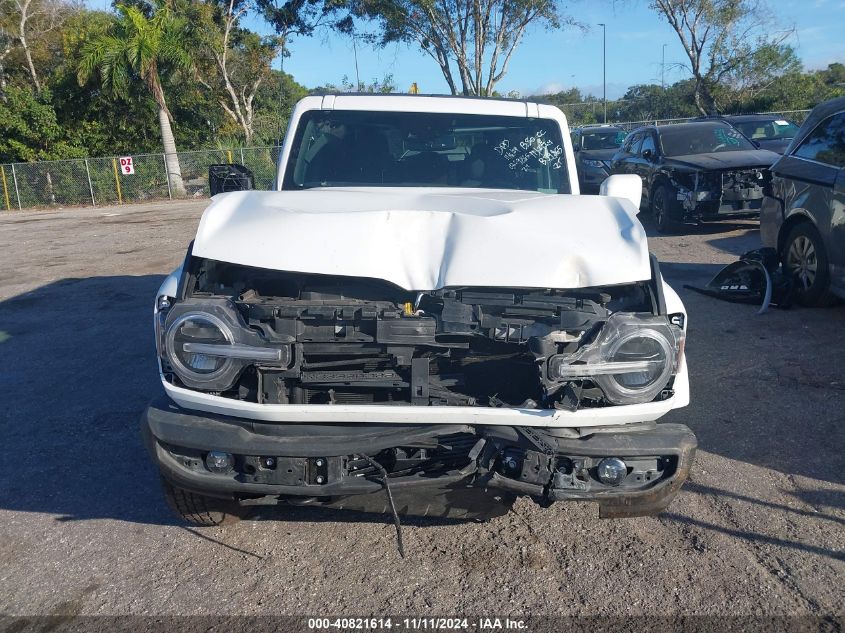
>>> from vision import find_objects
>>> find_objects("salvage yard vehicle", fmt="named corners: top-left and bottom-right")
top-left (721, 114), bottom-right (801, 155)
top-left (761, 96), bottom-right (845, 306)
top-left (142, 94), bottom-right (696, 532)
top-left (571, 124), bottom-right (627, 193)
top-left (610, 121), bottom-right (780, 232)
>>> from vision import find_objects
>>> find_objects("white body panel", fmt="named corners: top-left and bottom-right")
top-left (163, 357), bottom-right (688, 427)
top-left (157, 95), bottom-right (690, 428)
top-left (192, 188), bottom-right (650, 291)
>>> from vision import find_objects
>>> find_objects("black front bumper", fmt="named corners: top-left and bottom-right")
top-left (142, 397), bottom-right (697, 519)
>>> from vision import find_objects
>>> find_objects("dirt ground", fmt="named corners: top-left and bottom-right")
top-left (0, 200), bottom-right (843, 624)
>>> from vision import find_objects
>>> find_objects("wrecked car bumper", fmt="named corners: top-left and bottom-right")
top-left (142, 397), bottom-right (697, 519)
top-left (672, 168), bottom-right (768, 221)
top-left (578, 166), bottom-right (611, 194)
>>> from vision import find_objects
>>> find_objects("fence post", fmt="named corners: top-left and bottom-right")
top-left (1, 166), bottom-right (10, 211)
top-left (84, 159), bottom-right (96, 206)
top-left (240, 148), bottom-right (245, 164)
top-left (112, 158), bottom-right (123, 204)
top-left (10, 164), bottom-right (21, 210)
top-left (227, 150), bottom-right (233, 164)
top-left (163, 153), bottom-right (172, 200)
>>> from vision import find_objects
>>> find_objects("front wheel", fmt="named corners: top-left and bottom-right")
top-left (161, 477), bottom-right (248, 526)
top-left (651, 184), bottom-right (678, 234)
top-left (782, 222), bottom-right (835, 307)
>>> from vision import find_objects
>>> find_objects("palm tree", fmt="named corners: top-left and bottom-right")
top-left (78, 0), bottom-right (191, 195)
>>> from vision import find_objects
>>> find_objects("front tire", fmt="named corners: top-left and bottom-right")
top-left (651, 184), bottom-right (678, 234)
top-left (161, 477), bottom-right (247, 526)
top-left (782, 222), bottom-right (835, 307)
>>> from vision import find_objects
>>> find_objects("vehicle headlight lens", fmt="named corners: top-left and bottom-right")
top-left (593, 327), bottom-right (675, 402)
top-left (582, 159), bottom-right (606, 168)
top-left (161, 304), bottom-right (291, 391)
top-left (166, 313), bottom-right (234, 382)
top-left (548, 313), bottom-right (682, 405)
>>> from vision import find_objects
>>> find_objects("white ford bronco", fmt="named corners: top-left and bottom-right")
top-left (143, 94), bottom-right (695, 531)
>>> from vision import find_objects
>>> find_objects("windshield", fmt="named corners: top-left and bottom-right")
top-left (659, 124), bottom-right (756, 156)
top-left (580, 129), bottom-right (626, 150)
top-left (282, 110), bottom-right (570, 194)
top-left (732, 119), bottom-right (799, 141)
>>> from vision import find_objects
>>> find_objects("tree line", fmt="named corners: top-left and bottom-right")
top-left (1, 0), bottom-right (842, 168)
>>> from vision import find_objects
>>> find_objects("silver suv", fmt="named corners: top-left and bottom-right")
top-left (761, 96), bottom-right (845, 306)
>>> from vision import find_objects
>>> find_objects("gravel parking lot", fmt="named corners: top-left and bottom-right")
top-left (0, 200), bottom-right (843, 623)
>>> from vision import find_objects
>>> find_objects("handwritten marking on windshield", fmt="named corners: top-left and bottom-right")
top-left (495, 131), bottom-right (563, 172)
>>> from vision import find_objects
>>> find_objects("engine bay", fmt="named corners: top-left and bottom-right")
top-left (158, 258), bottom-right (677, 411)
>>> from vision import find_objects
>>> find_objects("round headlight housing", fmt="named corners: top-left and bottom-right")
top-left (548, 313), bottom-right (682, 405)
top-left (594, 327), bottom-right (674, 403)
top-left (165, 313), bottom-right (234, 386)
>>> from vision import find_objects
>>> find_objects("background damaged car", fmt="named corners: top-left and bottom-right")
top-left (142, 95), bottom-right (696, 540)
top-left (610, 121), bottom-right (780, 232)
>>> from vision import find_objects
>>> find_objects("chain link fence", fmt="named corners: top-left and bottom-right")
top-left (0, 109), bottom-right (813, 212)
top-left (0, 146), bottom-right (281, 211)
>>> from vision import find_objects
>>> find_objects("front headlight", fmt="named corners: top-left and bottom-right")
top-left (160, 300), bottom-right (291, 391)
top-left (548, 313), bottom-right (683, 405)
top-left (166, 313), bottom-right (234, 382)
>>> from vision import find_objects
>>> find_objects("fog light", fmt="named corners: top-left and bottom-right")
top-left (205, 450), bottom-right (234, 473)
top-left (597, 457), bottom-right (627, 486)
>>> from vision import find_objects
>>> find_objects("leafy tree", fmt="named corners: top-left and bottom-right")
top-left (78, 0), bottom-right (193, 193)
top-left (0, 0), bottom-right (74, 94)
top-left (311, 72), bottom-right (396, 93)
top-left (743, 68), bottom-right (845, 113)
top-left (193, 0), bottom-right (282, 143)
top-left (650, 0), bottom-right (798, 114)
top-left (353, 0), bottom-right (577, 96)
top-left (255, 0), bottom-right (349, 37)
top-left (0, 0), bottom-right (75, 98)
top-left (249, 69), bottom-right (308, 144)
top-left (0, 85), bottom-right (85, 161)
top-left (821, 63), bottom-right (845, 86)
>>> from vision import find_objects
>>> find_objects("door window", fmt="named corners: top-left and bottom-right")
top-left (793, 112), bottom-right (845, 168)
top-left (623, 133), bottom-right (643, 155)
top-left (640, 133), bottom-right (656, 156)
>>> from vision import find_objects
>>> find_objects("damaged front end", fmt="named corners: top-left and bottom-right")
top-left (144, 252), bottom-right (695, 522)
top-left (156, 256), bottom-right (685, 413)
top-left (671, 168), bottom-right (768, 219)
top-left (144, 401), bottom-right (696, 521)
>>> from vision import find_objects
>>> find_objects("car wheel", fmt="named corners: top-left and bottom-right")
top-left (651, 184), bottom-right (677, 234)
top-left (782, 222), bottom-right (835, 307)
top-left (161, 477), bottom-right (247, 526)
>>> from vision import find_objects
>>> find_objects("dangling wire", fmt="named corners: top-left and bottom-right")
top-left (361, 454), bottom-right (405, 558)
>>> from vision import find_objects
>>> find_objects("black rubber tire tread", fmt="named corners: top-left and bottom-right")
top-left (161, 477), bottom-right (245, 526)
top-left (781, 222), bottom-right (836, 308)
top-left (651, 183), bottom-right (678, 234)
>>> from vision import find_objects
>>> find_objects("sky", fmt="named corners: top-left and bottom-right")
top-left (255, 0), bottom-right (845, 99)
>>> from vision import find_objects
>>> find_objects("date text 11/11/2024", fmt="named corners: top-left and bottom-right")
top-left (307, 618), bottom-right (528, 630)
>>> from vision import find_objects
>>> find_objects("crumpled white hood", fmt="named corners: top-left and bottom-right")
top-left (192, 188), bottom-right (650, 290)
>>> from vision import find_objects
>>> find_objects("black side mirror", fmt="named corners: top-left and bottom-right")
top-left (642, 149), bottom-right (653, 161)
top-left (209, 164), bottom-right (255, 195)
